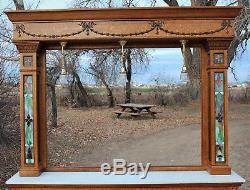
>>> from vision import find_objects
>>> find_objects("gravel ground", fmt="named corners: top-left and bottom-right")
top-left (229, 119), bottom-right (250, 190)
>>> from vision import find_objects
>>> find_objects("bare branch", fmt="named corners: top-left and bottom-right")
top-left (163, 0), bottom-right (179, 6)
top-left (229, 66), bottom-right (238, 82)
top-left (12, 0), bottom-right (25, 10)
top-left (228, 5), bottom-right (250, 65)
top-left (227, 0), bottom-right (239, 6)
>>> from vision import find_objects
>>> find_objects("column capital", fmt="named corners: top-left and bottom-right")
top-left (15, 41), bottom-right (40, 53)
top-left (205, 39), bottom-right (232, 50)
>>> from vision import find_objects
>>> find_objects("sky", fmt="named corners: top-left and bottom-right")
top-left (34, 0), bottom-right (242, 9)
top-left (2, 0), bottom-right (250, 84)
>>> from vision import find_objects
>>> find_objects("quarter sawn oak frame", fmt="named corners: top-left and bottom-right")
top-left (5, 6), bottom-right (242, 177)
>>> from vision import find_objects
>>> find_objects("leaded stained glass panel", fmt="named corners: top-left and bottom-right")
top-left (24, 75), bottom-right (34, 164)
top-left (214, 73), bottom-right (225, 162)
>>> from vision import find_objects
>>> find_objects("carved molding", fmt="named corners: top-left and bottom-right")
top-left (15, 20), bottom-right (232, 39)
top-left (15, 41), bottom-right (40, 53)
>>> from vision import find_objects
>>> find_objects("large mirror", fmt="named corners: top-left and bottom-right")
top-left (46, 47), bottom-right (201, 168)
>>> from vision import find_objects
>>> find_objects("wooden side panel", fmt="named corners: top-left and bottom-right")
top-left (200, 47), bottom-right (209, 168)
top-left (18, 42), bottom-right (42, 177)
top-left (38, 50), bottom-right (47, 171)
top-left (206, 41), bottom-right (231, 175)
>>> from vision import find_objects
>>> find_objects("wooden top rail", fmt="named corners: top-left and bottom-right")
top-left (5, 7), bottom-right (242, 22)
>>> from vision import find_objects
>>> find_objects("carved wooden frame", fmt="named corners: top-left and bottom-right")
top-left (5, 6), bottom-right (242, 177)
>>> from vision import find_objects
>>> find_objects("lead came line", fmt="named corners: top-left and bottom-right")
top-left (214, 73), bottom-right (225, 162)
top-left (24, 75), bottom-right (34, 164)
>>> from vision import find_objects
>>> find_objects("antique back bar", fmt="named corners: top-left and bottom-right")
top-left (5, 6), bottom-right (245, 190)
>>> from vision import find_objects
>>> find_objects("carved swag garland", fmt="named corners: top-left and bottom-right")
top-left (15, 20), bottom-right (232, 39)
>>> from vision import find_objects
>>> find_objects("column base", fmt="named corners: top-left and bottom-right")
top-left (208, 164), bottom-right (231, 175)
top-left (19, 167), bottom-right (41, 177)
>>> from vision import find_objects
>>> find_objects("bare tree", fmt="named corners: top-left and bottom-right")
top-left (72, 0), bottom-right (151, 103)
top-left (163, 0), bottom-right (249, 75)
top-left (65, 50), bottom-right (91, 107)
top-left (0, 0), bottom-right (25, 143)
top-left (160, 0), bottom-right (249, 90)
top-left (122, 48), bottom-right (150, 103)
top-left (74, 0), bottom-right (249, 84)
top-left (0, 58), bottom-right (19, 144)
top-left (12, 0), bottom-right (25, 10)
top-left (46, 51), bottom-right (61, 128)
top-left (228, 0), bottom-right (250, 65)
top-left (46, 49), bottom-right (92, 127)
top-left (84, 49), bottom-right (120, 107)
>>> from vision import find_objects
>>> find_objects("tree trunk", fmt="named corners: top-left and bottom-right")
top-left (183, 0), bottom-right (217, 90)
top-left (73, 71), bottom-right (91, 107)
top-left (13, 0), bottom-right (25, 10)
top-left (49, 84), bottom-right (57, 128)
top-left (238, 0), bottom-right (249, 6)
top-left (101, 79), bottom-right (114, 107)
top-left (69, 76), bottom-right (77, 107)
top-left (70, 79), bottom-right (75, 102)
top-left (165, 0), bottom-right (206, 89)
top-left (163, 0), bottom-right (179, 6)
top-left (107, 89), bottom-right (114, 108)
top-left (125, 49), bottom-right (132, 103)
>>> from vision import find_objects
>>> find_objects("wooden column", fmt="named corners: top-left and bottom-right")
top-left (16, 41), bottom-right (42, 176)
top-left (38, 49), bottom-right (47, 171)
top-left (201, 46), bottom-right (209, 169)
top-left (206, 40), bottom-right (231, 175)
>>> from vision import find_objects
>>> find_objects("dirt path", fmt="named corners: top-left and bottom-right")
top-left (47, 104), bottom-right (250, 190)
top-left (73, 120), bottom-right (249, 190)
top-left (75, 124), bottom-right (201, 166)
top-left (229, 120), bottom-right (250, 190)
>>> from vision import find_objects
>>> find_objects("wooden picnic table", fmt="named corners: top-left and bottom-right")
top-left (114, 103), bottom-right (160, 118)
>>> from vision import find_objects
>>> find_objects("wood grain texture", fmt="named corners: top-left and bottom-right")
top-left (207, 47), bottom-right (231, 174)
top-left (18, 43), bottom-right (42, 177)
top-left (5, 6), bottom-right (242, 22)
top-left (7, 7), bottom-right (242, 178)
top-left (201, 47), bottom-right (209, 168)
top-left (38, 50), bottom-right (47, 170)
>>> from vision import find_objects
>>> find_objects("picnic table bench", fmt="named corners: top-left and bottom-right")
top-left (114, 103), bottom-right (161, 119)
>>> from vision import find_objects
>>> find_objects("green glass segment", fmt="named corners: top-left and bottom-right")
top-left (24, 75), bottom-right (34, 164)
top-left (214, 73), bottom-right (225, 162)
